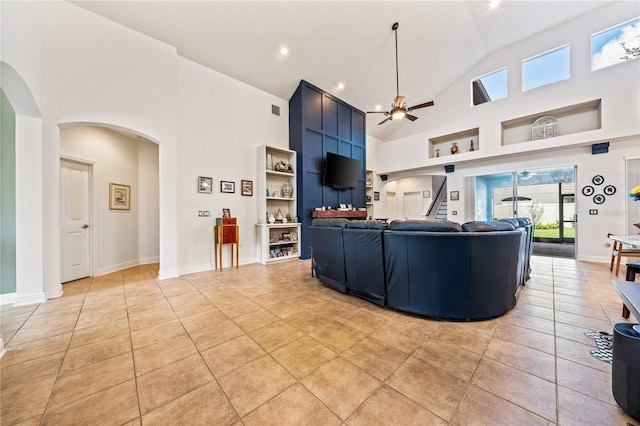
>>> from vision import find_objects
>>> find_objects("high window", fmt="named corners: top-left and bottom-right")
top-left (471, 68), bottom-right (507, 106)
top-left (592, 17), bottom-right (640, 71)
top-left (522, 44), bottom-right (570, 92)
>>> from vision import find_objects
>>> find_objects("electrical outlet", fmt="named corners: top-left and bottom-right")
top-left (198, 211), bottom-right (210, 217)
top-left (589, 209), bottom-right (598, 215)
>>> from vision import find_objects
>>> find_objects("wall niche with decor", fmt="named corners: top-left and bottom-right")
top-left (501, 99), bottom-right (601, 145)
top-left (428, 127), bottom-right (479, 158)
top-left (289, 80), bottom-right (366, 259)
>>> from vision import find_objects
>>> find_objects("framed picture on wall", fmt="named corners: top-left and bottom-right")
top-left (450, 191), bottom-right (460, 201)
top-left (241, 180), bottom-right (253, 196)
top-left (374, 191), bottom-right (380, 201)
top-left (423, 190), bottom-right (431, 198)
top-left (220, 181), bottom-right (235, 193)
top-left (198, 176), bottom-right (213, 193)
top-left (109, 183), bottom-right (131, 210)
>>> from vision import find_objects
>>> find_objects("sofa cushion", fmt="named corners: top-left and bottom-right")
top-left (311, 218), bottom-right (349, 228)
top-left (462, 221), bottom-right (515, 232)
top-left (498, 218), bottom-right (521, 228)
top-left (346, 220), bottom-right (388, 230)
top-left (388, 219), bottom-right (462, 232)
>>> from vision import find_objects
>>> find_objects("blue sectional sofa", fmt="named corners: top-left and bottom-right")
top-left (309, 218), bottom-right (533, 321)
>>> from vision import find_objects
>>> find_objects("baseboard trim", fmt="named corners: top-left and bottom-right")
top-left (13, 291), bottom-right (46, 306)
top-left (576, 255), bottom-right (609, 263)
top-left (0, 292), bottom-right (16, 306)
top-left (158, 269), bottom-right (179, 280)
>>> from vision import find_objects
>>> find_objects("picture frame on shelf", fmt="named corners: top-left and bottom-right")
top-left (450, 191), bottom-right (460, 201)
top-left (198, 176), bottom-right (213, 193)
top-left (109, 183), bottom-right (131, 210)
top-left (374, 191), bottom-right (380, 201)
top-left (220, 181), bottom-right (235, 193)
top-left (241, 179), bottom-right (253, 196)
top-left (222, 208), bottom-right (231, 218)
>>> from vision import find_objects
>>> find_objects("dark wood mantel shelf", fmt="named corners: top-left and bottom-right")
top-left (311, 210), bottom-right (367, 219)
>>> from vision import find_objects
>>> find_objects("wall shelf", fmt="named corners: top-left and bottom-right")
top-left (428, 128), bottom-right (479, 159)
top-left (501, 99), bottom-right (601, 146)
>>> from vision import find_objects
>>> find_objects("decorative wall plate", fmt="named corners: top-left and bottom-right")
top-left (592, 175), bottom-right (604, 185)
top-left (593, 194), bottom-right (605, 204)
top-left (582, 185), bottom-right (594, 196)
top-left (531, 116), bottom-right (558, 140)
top-left (603, 185), bottom-right (616, 195)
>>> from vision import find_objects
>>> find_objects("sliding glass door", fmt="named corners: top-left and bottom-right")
top-left (475, 166), bottom-right (575, 244)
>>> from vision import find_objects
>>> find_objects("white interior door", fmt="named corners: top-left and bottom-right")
top-left (60, 160), bottom-right (91, 283)
top-left (403, 191), bottom-right (423, 219)
top-left (386, 192), bottom-right (396, 221)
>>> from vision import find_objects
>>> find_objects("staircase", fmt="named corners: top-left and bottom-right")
top-left (435, 197), bottom-right (448, 220)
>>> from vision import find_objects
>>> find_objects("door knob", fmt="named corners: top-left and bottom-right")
top-left (82, 224), bottom-right (89, 229)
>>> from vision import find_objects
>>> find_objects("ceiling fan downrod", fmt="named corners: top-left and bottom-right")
top-left (393, 22), bottom-right (400, 100)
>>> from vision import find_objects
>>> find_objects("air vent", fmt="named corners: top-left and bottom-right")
top-left (271, 105), bottom-right (280, 116)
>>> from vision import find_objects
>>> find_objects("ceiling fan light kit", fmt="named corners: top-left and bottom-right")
top-left (367, 22), bottom-right (434, 125)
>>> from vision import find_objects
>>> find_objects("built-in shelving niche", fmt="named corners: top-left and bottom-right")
top-left (501, 99), bottom-right (601, 146)
top-left (428, 128), bottom-right (479, 159)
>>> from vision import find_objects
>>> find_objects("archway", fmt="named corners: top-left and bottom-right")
top-left (58, 123), bottom-right (160, 280)
top-left (0, 61), bottom-right (46, 306)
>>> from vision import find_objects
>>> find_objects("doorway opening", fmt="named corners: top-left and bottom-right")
top-left (59, 125), bottom-right (159, 283)
top-left (476, 166), bottom-right (576, 258)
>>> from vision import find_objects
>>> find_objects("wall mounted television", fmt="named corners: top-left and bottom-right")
top-left (323, 152), bottom-right (360, 189)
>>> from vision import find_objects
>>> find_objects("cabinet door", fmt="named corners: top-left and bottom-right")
top-left (222, 226), bottom-right (237, 244)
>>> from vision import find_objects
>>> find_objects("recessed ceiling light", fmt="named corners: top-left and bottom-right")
top-left (280, 46), bottom-right (289, 56)
top-left (375, 105), bottom-right (382, 111)
top-left (337, 82), bottom-right (345, 90)
top-left (489, 0), bottom-right (500, 8)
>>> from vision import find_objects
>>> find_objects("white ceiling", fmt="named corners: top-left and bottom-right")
top-left (71, 1), bottom-right (611, 141)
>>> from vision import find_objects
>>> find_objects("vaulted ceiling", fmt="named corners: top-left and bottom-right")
top-left (72, 1), bottom-right (611, 141)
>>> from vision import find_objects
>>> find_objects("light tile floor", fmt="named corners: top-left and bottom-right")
top-left (1, 256), bottom-right (637, 425)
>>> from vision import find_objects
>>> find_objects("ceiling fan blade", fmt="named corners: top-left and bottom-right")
top-left (366, 111), bottom-right (388, 114)
top-left (405, 114), bottom-right (418, 121)
top-left (394, 96), bottom-right (405, 107)
top-left (378, 117), bottom-right (392, 125)
top-left (408, 100), bottom-right (434, 110)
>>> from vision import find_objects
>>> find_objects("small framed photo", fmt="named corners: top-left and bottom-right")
top-left (450, 191), bottom-right (460, 201)
top-left (423, 190), bottom-right (431, 198)
top-left (109, 183), bottom-right (131, 210)
top-left (222, 208), bottom-right (231, 218)
top-left (198, 176), bottom-right (213, 193)
top-left (220, 181), bottom-right (235, 193)
top-left (374, 191), bottom-right (380, 201)
top-left (241, 180), bottom-right (253, 196)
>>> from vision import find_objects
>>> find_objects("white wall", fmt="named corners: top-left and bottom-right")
top-left (176, 58), bottom-right (289, 274)
top-left (374, 1), bottom-right (640, 262)
top-left (60, 126), bottom-right (159, 274)
top-left (138, 140), bottom-right (160, 264)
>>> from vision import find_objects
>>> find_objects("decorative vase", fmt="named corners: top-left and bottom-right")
top-left (435, 148), bottom-right (440, 157)
top-left (275, 209), bottom-right (284, 222)
top-left (268, 214), bottom-right (276, 224)
top-left (267, 154), bottom-right (274, 170)
top-left (469, 140), bottom-right (475, 151)
top-left (451, 143), bottom-right (459, 155)
top-left (282, 181), bottom-right (293, 198)
top-left (286, 213), bottom-right (292, 223)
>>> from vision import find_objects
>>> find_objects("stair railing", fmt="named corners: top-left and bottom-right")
top-left (426, 178), bottom-right (448, 217)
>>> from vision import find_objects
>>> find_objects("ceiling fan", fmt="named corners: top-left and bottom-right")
top-left (367, 22), bottom-right (434, 125)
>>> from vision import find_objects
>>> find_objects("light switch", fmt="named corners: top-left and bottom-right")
top-left (198, 211), bottom-right (210, 217)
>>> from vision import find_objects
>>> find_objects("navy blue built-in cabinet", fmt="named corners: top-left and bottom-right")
top-left (289, 80), bottom-right (366, 259)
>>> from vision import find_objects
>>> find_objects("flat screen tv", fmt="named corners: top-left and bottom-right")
top-left (323, 152), bottom-right (360, 189)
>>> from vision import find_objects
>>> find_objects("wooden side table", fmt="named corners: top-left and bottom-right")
top-left (214, 217), bottom-right (239, 270)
